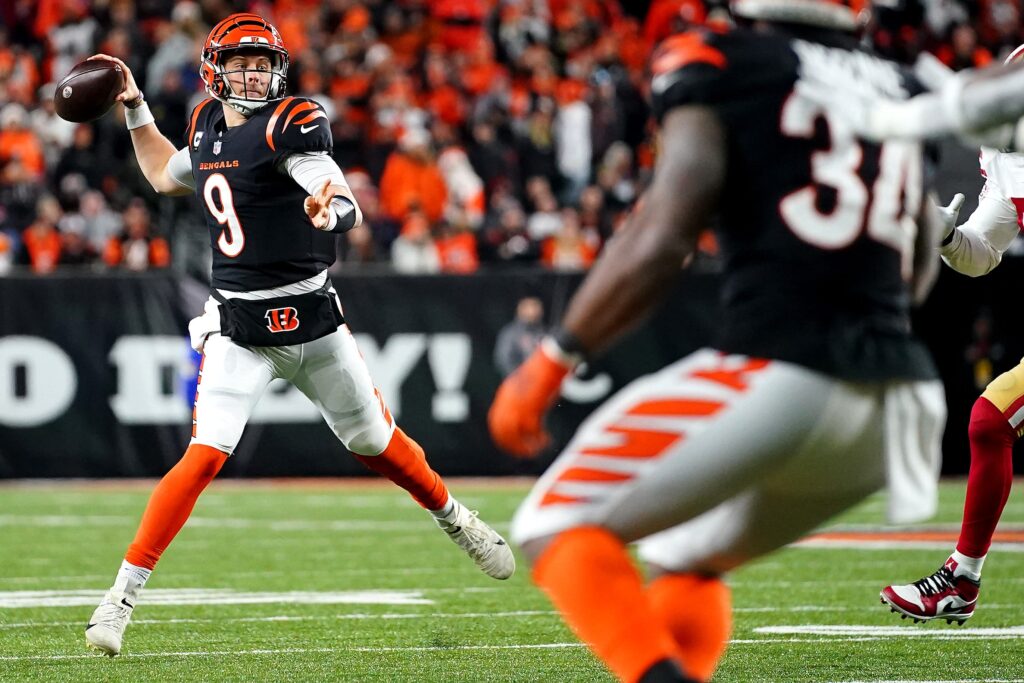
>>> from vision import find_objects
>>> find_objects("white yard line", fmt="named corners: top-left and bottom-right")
top-left (755, 624), bottom-right (1024, 639)
top-left (0, 610), bottom-right (556, 629)
top-left (0, 642), bottom-right (585, 662)
top-left (0, 514), bottom-right (511, 533)
top-left (0, 575), bottom-right (111, 585)
top-left (0, 588), bottom-right (433, 608)
top-left (827, 680), bottom-right (1024, 683)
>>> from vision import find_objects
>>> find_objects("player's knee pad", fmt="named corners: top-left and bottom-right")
top-left (336, 406), bottom-right (394, 456)
top-left (968, 396), bottom-right (1016, 448)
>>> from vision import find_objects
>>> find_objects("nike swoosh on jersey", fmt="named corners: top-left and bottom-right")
top-left (300, 124), bottom-right (319, 134)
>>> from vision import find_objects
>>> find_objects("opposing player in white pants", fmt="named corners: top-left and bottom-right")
top-left (489, 4), bottom-right (947, 680)
top-left (84, 13), bottom-right (512, 658)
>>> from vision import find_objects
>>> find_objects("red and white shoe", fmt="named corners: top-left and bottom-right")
top-left (880, 558), bottom-right (980, 625)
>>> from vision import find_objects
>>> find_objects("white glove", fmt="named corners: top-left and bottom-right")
top-left (936, 193), bottom-right (965, 241)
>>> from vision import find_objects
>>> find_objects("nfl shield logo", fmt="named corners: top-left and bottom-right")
top-left (213, 141), bottom-right (222, 155)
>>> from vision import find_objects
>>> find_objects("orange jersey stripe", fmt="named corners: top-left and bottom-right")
top-left (265, 97), bottom-right (295, 151)
top-left (539, 491), bottom-right (588, 507)
top-left (556, 467), bottom-right (634, 483)
top-left (283, 101), bottom-right (319, 129)
top-left (627, 399), bottom-right (724, 417)
top-left (186, 98), bottom-right (214, 149)
top-left (191, 353), bottom-right (205, 438)
top-left (580, 426), bottom-right (681, 459)
top-left (651, 32), bottom-right (726, 76)
top-left (294, 110), bottom-right (328, 127)
top-left (690, 358), bottom-right (771, 392)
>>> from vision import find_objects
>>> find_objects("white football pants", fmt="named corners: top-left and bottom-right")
top-left (190, 327), bottom-right (395, 456)
top-left (511, 349), bottom-right (945, 575)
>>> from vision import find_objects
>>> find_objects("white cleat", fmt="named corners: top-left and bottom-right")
top-left (438, 501), bottom-right (516, 580)
top-left (85, 591), bottom-right (135, 656)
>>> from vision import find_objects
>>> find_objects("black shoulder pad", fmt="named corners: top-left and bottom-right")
top-left (264, 97), bottom-right (332, 159)
top-left (650, 29), bottom-right (797, 122)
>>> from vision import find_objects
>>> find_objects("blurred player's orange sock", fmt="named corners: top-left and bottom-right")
top-left (647, 573), bottom-right (731, 681)
top-left (124, 444), bottom-right (228, 570)
top-left (355, 428), bottom-right (449, 511)
top-left (533, 527), bottom-right (689, 683)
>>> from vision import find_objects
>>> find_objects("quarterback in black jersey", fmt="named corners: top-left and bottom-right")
top-left (490, 1), bottom-right (947, 680)
top-left (83, 14), bottom-right (513, 658)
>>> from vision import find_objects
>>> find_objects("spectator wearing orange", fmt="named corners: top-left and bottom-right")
top-left (459, 37), bottom-right (508, 97)
top-left (644, 0), bottom-right (707, 46)
top-left (330, 57), bottom-right (372, 123)
top-left (0, 39), bottom-right (40, 105)
top-left (379, 127), bottom-right (448, 224)
top-left (20, 195), bottom-right (62, 274)
top-left (541, 208), bottom-right (599, 271)
top-left (379, 6), bottom-right (427, 68)
top-left (435, 221), bottom-right (479, 274)
top-left (937, 24), bottom-right (994, 70)
top-left (423, 53), bottom-right (467, 127)
top-left (431, 0), bottom-right (487, 54)
top-left (103, 200), bottom-right (170, 271)
top-left (0, 103), bottom-right (45, 180)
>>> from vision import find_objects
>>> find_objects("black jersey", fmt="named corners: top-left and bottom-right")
top-left (651, 27), bottom-right (937, 381)
top-left (185, 96), bottom-right (337, 291)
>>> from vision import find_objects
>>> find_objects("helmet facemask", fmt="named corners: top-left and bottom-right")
top-left (202, 46), bottom-right (289, 117)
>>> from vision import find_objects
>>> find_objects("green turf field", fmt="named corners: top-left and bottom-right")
top-left (1, 479), bottom-right (1022, 682)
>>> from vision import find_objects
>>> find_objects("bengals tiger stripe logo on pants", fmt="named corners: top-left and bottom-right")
top-left (265, 307), bottom-right (300, 333)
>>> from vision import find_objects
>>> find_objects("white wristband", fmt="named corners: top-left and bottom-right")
top-left (125, 102), bottom-right (155, 131)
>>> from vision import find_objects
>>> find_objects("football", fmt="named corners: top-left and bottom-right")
top-left (54, 59), bottom-right (125, 123)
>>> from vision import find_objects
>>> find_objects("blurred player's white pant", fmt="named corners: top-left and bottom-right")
top-left (190, 327), bottom-right (395, 456)
top-left (511, 349), bottom-right (945, 574)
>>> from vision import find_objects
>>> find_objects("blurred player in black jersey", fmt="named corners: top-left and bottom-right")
top-left (489, 1), bottom-right (949, 680)
top-left (83, 14), bottom-right (513, 657)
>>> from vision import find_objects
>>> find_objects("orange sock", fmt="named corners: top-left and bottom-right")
top-left (647, 574), bottom-right (731, 681)
top-left (354, 428), bottom-right (449, 510)
top-left (124, 444), bottom-right (228, 570)
top-left (533, 527), bottom-right (687, 683)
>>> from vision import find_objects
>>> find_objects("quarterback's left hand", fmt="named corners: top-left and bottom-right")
top-left (304, 179), bottom-right (333, 230)
top-left (488, 343), bottom-right (573, 458)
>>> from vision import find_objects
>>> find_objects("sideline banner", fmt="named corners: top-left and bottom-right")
top-left (0, 266), bottom-right (1019, 477)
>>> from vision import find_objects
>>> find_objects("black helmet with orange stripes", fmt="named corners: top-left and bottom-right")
top-left (730, 0), bottom-right (868, 31)
top-left (200, 13), bottom-right (289, 117)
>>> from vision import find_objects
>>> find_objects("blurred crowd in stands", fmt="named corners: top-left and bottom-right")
top-left (0, 0), bottom-right (1018, 276)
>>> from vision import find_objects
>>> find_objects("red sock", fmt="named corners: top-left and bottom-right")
top-left (354, 428), bottom-right (449, 510)
top-left (124, 444), bottom-right (228, 570)
top-left (533, 527), bottom-right (687, 683)
top-left (957, 396), bottom-right (1016, 558)
top-left (647, 574), bottom-right (731, 681)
